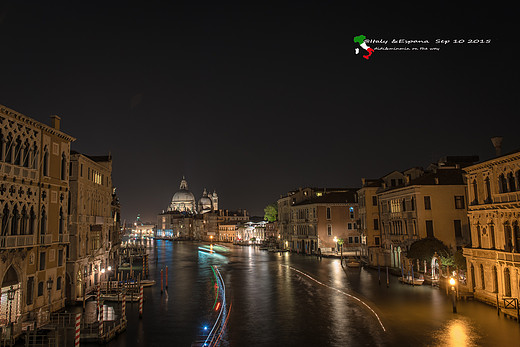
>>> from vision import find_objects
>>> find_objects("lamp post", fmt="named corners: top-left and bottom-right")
top-left (7, 285), bottom-right (16, 337)
top-left (47, 277), bottom-right (54, 318)
top-left (449, 277), bottom-right (457, 313)
top-left (337, 238), bottom-right (344, 265)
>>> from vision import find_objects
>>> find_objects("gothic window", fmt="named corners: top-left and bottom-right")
top-left (29, 207), bottom-right (36, 235)
top-left (60, 153), bottom-right (67, 180)
top-left (13, 137), bottom-right (21, 165)
top-left (1, 205), bottom-right (9, 236)
top-left (5, 134), bottom-right (13, 163)
top-left (10, 205), bottom-right (19, 235)
top-left (498, 174), bottom-right (508, 193)
top-left (476, 224), bottom-right (482, 248)
top-left (23, 139), bottom-right (30, 167)
top-left (31, 142), bottom-right (38, 169)
top-left (471, 180), bottom-right (478, 204)
top-left (484, 177), bottom-right (492, 203)
top-left (20, 206), bottom-right (28, 235)
top-left (514, 222), bottom-right (520, 253)
top-left (504, 268), bottom-right (512, 297)
top-left (490, 224), bottom-right (496, 249)
top-left (492, 266), bottom-right (498, 293)
top-left (43, 148), bottom-right (49, 176)
top-left (40, 207), bottom-right (47, 235)
top-left (508, 172), bottom-right (516, 192)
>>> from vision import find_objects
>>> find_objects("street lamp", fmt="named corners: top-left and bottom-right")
top-left (449, 277), bottom-right (457, 313)
top-left (333, 236), bottom-right (338, 254)
top-left (7, 285), bottom-right (16, 335)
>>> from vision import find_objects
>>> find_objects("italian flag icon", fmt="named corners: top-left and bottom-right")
top-left (354, 35), bottom-right (374, 60)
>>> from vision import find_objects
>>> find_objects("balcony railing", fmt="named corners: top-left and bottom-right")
top-left (40, 234), bottom-right (53, 245)
top-left (0, 235), bottom-right (35, 249)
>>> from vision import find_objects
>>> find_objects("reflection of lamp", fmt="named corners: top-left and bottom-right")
top-left (449, 277), bottom-right (457, 313)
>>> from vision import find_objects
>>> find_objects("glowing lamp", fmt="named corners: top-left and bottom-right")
top-left (449, 277), bottom-right (456, 286)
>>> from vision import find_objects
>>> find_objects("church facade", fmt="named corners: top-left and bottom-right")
top-left (157, 177), bottom-right (219, 240)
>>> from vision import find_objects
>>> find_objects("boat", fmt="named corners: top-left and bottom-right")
top-left (346, 260), bottom-right (361, 268)
top-left (399, 275), bottom-right (424, 285)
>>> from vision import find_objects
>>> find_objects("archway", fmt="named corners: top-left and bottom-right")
top-left (504, 268), bottom-right (512, 297)
top-left (1, 266), bottom-right (21, 327)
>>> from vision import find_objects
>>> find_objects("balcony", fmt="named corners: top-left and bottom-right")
top-left (40, 234), bottom-right (53, 245)
top-left (493, 191), bottom-right (520, 204)
top-left (0, 235), bottom-right (35, 249)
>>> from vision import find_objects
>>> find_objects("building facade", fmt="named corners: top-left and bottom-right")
top-left (0, 105), bottom-right (74, 336)
top-left (278, 188), bottom-right (360, 254)
top-left (463, 150), bottom-right (520, 305)
top-left (378, 168), bottom-right (471, 268)
top-left (66, 152), bottom-right (113, 302)
top-left (358, 179), bottom-right (384, 266)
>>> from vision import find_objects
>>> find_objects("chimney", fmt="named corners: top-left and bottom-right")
top-left (243, 209), bottom-right (247, 216)
top-left (405, 176), bottom-right (410, 185)
top-left (434, 177), bottom-right (439, 185)
top-left (50, 115), bottom-right (61, 131)
top-left (382, 182), bottom-right (386, 189)
top-left (361, 178), bottom-right (366, 186)
top-left (491, 136), bottom-right (503, 157)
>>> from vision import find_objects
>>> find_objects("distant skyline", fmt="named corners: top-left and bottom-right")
top-left (0, 2), bottom-right (518, 222)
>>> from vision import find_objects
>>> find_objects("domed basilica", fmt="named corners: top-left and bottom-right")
top-left (168, 177), bottom-right (218, 214)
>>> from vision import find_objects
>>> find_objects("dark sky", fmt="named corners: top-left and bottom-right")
top-left (0, 2), bottom-right (518, 222)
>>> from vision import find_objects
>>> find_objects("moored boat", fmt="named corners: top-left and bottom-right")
top-left (399, 275), bottom-right (424, 285)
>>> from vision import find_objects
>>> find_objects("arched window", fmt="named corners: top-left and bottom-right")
top-left (504, 268), bottom-right (512, 297)
top-left (476, 224), bottom-right (482, 248)
top-left (10, 205), bottom-right (19, 235)
top-left (28, 207), bottom-right (36, 235)
top-left (472, 180), bottom-right (478, 204)
top-left (508, 172), bottom-right (516, 192)
top-left (489, 224), bottom-right (495, 249)
top-left (514, 222), bottom-right (520, 253)
top-left (20, 206), bottom-right (28, 235)
top-left (40, 207), bottom-right (47, 235)
top-left (480, 264), bottom-right (485, 290)
top-left (1, 205), bottom-right (9, 236)
top-left (492, 266), bottom-right (498, 293)
top-left (60, 153), bottom-right (67, 180)
top-left (22, 139), bottom-right (30, 167)
top-left (5, 134), bottom-right (13, 163)
top-left (13, 137), bottom-right (21, 165)
top-left (499, 174), bottom-right (508, 193)
top-left (31, 143), bottom-right (38, 169)
top-left (43, 149), bottom-right (49, 176)
top-left (484, 177), bottom-right (492, 203)
top-left (504, 223), bottom-right (513, 252)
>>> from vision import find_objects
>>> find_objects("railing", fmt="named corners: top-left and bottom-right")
top-left (0, 235), bottom-right (35, 249)
top-left (40, 235), bottom-right (53, 245)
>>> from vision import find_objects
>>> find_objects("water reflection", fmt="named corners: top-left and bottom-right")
top-left (432, 318), bottom-right (477, 347)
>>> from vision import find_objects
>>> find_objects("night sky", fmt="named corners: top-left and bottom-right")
top-left (0, 2), bottom-right (518, 222)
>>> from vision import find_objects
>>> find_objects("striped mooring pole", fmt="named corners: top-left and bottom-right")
top-left (99, 301), bottom-right (104, 337)
top-left (96, 284), bottom-right (101, 313)
top-left (75, 313), bottom-right (81, 347)
top-left (139, 285), bottom-right (144, 318)
top-left (122, 293), bottom-right (126, 320)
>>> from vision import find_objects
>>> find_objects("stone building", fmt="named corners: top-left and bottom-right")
top-left (66, 152), bottom-right (113, 302)
top-left (278, 188), bottom-right (360, 254)
top-left (378, 167), bottom-right (471, 268)
top-left (0, 105), bottom-right (74, 336)
top-left (358, 178), bottom-right (384, 266)
top-left (463, 146), bottom-right (520, 305)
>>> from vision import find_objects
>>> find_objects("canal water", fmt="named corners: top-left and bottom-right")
top-left (99, 240), bottom-right (520, 346)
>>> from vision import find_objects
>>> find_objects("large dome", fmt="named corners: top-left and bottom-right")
top-left (169, 177), bottom-right (196, 213)
top-left (172, 190), bottom-right (195, 203)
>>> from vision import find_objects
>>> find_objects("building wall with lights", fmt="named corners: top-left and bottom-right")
top-left (66, 152), bottom-right (113, 301)
top-left (463, 151), bottom-right (520, 305)
top-left (378, 168), bottom-right (470, 269)
top-left (358, 180), bottom-right (386, 266)
top-left (0, 105), bottom-right (73, 333)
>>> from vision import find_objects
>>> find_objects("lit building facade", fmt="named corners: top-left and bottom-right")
top-left (66, 152), bottom-right (113, 302)
top-left (378, 168), bottom-right (470, 268)
top-left (0, 105), bottom-right (74, 335)
top-left (463, 150), bottom-right (520, 305)
top-left (278, 188), bottom-right (360, 254)
top-left (358, 179), bottom-right (384, 266)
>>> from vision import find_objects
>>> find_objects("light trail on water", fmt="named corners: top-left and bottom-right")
top-left (282, 265), bottom-right (387, 332)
